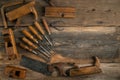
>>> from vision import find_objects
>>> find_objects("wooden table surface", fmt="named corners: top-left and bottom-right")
top-left (0, 0), bottom-right (120, 80)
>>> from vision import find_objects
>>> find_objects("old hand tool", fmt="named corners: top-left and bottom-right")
top-left (6, 1), bottom-right (38, 21)
top-left (28, 26), bottom-right (42, 41)
top-left (4, 65), bottom-right (26, 79)
top-left (42, 18), bottom-right (51, 35)
top-left (28, 26), bottom-right (53, 51)
top-left (22, 30), bottom-right (51, 55)
top-left (20, 55), bottom-right (51, 75)
top-left (45, 7), bottom-right (76, 18)
top-left (21, 37), bottom-right (50, 58)
top-left (48, 56), bottom-right (102, 77)
top-left (2, 28), bottom-right (19, 60)
top-left (19, 43), bottom-right (49, 61)
top-left (66, 56), bottom-right (102, 76)
top-left (1, 0), bottom-right (24, 28)
top-left (34, 21), bottom-right (53, 46)
top-left (41, 18), bottom-right (56, 55)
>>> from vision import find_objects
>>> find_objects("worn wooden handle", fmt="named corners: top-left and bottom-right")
top-left (34, 21), bottom-right (45, 35)
top-left (69, 66), bottom-right (102, 76)
top-left (28, 26), bottom-right (42, 40)
top-left (42, 18), bottom-right (51, 35)
top-left (22, 37), bottom-right (37, 49)
top-left (19, 43), bottom-right (32, 52)
top-left (22, 29), bottom-right (38, 43)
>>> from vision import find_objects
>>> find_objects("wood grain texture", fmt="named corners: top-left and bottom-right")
top-left (6, 26), bottom-right (119, 62)
top-left (51, 27), bottom-right (119, 62)
top-left (0, 0), bottom-right (120, 26)
top-left (0, 63), bottom-right (120, 80)
top-left (0, 0), bottom-right (120, 80)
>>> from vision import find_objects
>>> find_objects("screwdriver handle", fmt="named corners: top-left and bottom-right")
top-left (28, 25), bottom-right (42, 40)
top-left (19, 43), bottom-right (32, 52)
top-left (22, 29), bottom-right (38, 43)
top-left (34, 21), bottom-right (45, 35)
top-left (42, 18), bottom-right (51, 35)
top-left (22, 37), bottom-right (37, 49)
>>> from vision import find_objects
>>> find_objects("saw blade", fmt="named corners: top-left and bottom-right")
top-left (20, 55), bottom-right (51, 75)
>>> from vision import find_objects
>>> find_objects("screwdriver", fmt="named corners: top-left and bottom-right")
top-left (22, 30), bottom-right (51, 55)
top-left (21, 37), bottom-right (50, 58)
top-left (19, 43), bottom-right (49, 61)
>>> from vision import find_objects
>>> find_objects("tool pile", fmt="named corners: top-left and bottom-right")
top-left (0, 0), bottom-right (102, 79)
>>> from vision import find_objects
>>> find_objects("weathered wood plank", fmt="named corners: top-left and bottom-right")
top-left (0, 0), bottom-right (120, 26)
top-left (50, 27), bottom-right (120, 62)
top-left (1, 26), bottom-right (117, 62)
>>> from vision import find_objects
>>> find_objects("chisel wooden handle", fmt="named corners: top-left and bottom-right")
top-left (19, 43), bottom-right (33, 52)
top-left (34, 21), bottom-right (45, 35)
top-left (28, 26), bottom-right (42, 40)
top-left (42, 18), bottom-right (51, 35)
top-left (22, 37), bottom-right (37, 49)
top-left (22, 29), bottom-right (38, 43)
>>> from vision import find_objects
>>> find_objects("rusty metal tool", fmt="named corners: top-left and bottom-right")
top-left (22, 30), bottom-right (51, 55)
top-left (19, 43), bottom-right (49, 61)
top-left (34, 21), bottom-right (53, 46)
top-left (6, 1), bottom-right (38, 21)
top-left (4, 65), bottom-right (26, 79)
top-left (2, 28), bottom-right (19, 60)
top-left (21, 37), bottom-right (50, 58)
top-left (1, 0), bottom-right (24, 28)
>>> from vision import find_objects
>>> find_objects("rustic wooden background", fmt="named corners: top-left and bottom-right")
top-left (0, 0), bottom-right (120, 80)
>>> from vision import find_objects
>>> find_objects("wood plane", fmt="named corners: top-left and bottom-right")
top-left (4, 65), bottom-right (26, 79)
top-left (2, 28), bottom-right (19, 60)
top-left (6, 1), bottom-right (38, 21)
top-left (45, 7), bottom-right (76, 18)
